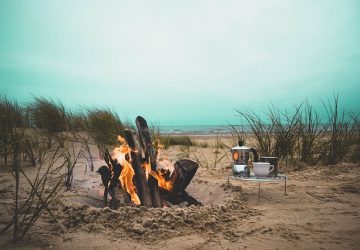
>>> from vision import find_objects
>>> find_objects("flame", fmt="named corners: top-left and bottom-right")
top-left (142, 161), bottom-right (151, 180)
top-left (142, 162), bottom-right (173, 191)
top-left (112, 136), bottom-right (141, 206)
top-left (110, 136), bottom-right (174, 206)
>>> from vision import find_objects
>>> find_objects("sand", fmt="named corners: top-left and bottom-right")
top-left (0, 136), bottom-right (360, 249)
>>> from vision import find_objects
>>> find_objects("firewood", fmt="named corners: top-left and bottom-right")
top-left (124, 129), bottom-right (152, 207)
top-left (171, 159), bottom-right (198, 193)
top-left (104, 149), bottom-right (119, 173)
top-left (135, 116), bottom-right (162, 207)
top-left (163, 190), bottom-right (202, 206)
top-left (159, 159), bottom-right (201, 206)
top-left (97, 165), bottom-right (111, 206)
top-left (109, 188), bottom-right (131, 209)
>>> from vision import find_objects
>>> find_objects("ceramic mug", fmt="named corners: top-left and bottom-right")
top-left (253, 162), bottom-right (274, 177)
top-left (260, 156), bottom-right (278, 177)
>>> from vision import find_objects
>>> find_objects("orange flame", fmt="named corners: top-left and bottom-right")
top-left (111, 136), bottom-right (174, 206)
top-left (112, 136), bottom-right (141, 206)
top-left (142, 162), bottom-right (173, 191)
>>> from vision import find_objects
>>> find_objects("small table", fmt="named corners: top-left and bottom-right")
top-left (228, 174), bottom-right (288, 203)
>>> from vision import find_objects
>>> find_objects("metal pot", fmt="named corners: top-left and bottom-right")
top-left (231, 146), bottom-right (258, 177)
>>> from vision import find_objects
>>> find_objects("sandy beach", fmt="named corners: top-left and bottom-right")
top-left (0, 135), bottom-right (359, 250)
top-left (2, 1), bottom-right (360, 248)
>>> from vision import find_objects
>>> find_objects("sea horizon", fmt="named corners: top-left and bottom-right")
top-left (158, 124), bottom-right (245, 135)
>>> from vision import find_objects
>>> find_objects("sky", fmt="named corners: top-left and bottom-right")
top-left (0, 0), bottom-right (360, 125)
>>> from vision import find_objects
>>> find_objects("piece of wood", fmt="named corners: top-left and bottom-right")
top-left (109, 188), bottom-right (131, 209)
top-left (161, 190), bottom-right (202, 206)
top-left (124, 129), bottom-right (152, 207)
top-left (159, 159), bottom-right (201, 206)
top-left (135, 116), bottom-right (162, 207)
top-left (96, 165), bottom-right (111, 206)
top-left (104, 149), bottom-right (122, 190)
top-left (171, 159), bottom-right (199, 193)
top-left (104, 149), bottom-right (118, 171)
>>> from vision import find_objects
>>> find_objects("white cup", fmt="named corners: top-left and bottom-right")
top-left (253, 162), bottom-right (274, 177)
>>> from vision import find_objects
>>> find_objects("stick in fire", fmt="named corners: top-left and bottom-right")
top-left (98, 149), bottom-right (122, 207)
top-left (135, 116), bottom-right (162, 207)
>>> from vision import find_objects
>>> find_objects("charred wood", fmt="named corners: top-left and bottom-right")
top-left (135, 116), bottom-right (161, 207)
top-left (159, 159), bottom-right (201, 206)
top-left (171, 159), bottom-right (198, 193)
top-left (124, 129), bottom-right (152, 207)
top-left (109, 188), bottom-right (131, 209)
top-left (97, 165), bottom-right (111, 206)
top-left (104, 149), bottom-right (118, 171)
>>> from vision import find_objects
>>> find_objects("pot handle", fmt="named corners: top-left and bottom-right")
top-left (269, 165), bottom-right (274, 173)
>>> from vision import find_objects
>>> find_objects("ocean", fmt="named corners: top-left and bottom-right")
top-left (158, 125), bottom-right (247, 135)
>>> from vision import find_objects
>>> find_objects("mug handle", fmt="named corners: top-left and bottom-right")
top-left (269, 165), bottom-right (274, 173)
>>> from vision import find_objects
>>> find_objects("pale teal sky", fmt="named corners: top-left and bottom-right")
top-left (1, 0), bottom-right (360, 125)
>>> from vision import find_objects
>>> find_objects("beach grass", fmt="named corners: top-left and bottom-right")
top-left (160, 135), bottom-right (195, 148)
top-left (0, 94), bottom-right (359, 168)
top-left (87, 108), bottom-right (124, 157)
top-left (234, 95), bottom-right (359, 165)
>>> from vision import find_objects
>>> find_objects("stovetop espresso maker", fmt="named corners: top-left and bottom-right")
top-left (230, 144), bottom-right (258, 177)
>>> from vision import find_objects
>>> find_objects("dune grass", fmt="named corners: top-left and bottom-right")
top-left (235, 109), bottom-right (273, 156)
top-left (0, 94), bottom-right (25, 167)
top-left (159, 135), bottom-right (195, 149)
top-left (299, 101), bottom-right (327, 164)
top-left (87, 108), bottom-right (124, 157)
top-left (66, 109), bottom-right (89, 132)
top-left (320, 95), bottom-right (354, 164)
top-left (28, 97), bottom-right (67, 148)
top-left (268, 104), bottom-right (303, 161)
top-left (0, 94), bottom-right (359, 169)
top-left (235, 95), bottom-right (359, 165)
top-left (29, 97), bottom-right (67, 134)
top-left (350, 112), bottom-right (360, 161)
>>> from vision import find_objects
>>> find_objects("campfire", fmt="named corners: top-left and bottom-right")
top-left (97, 116), bottom-right (201, 208)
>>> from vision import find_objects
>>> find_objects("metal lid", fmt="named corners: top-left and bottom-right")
top-left (231, 145), bottom-right (251, 151)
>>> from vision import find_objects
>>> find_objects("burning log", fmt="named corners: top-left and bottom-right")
top-left (104, 149), bottom-right (118, 171)
top-left (124, 129), bottom-right (152, 207)
top-left (171, 159), bottom-right (198, 193)
top-left (113, 136), bottom-right (142, 205)
top-left (101, 150), bottom-right (125, 208)
top-left (136, 116), bottom-right (162, 207)
top-left (103, 149), bottom-right (122, 190)
top-left (160, 159), bottom-right (202, 206)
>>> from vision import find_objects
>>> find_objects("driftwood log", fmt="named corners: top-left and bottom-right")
top-left (172, 159), bottom-right (198, 193)
top-left (96, 165), bottom-right (111, 206)
top-left (102, 149), bottom-right (124, 208)
top-left (124, 129), bottom-right (152, 207)
top-left (136, 116), bottom-right (162, 207)
top-left (160, 159), bottom-right (202, 206)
